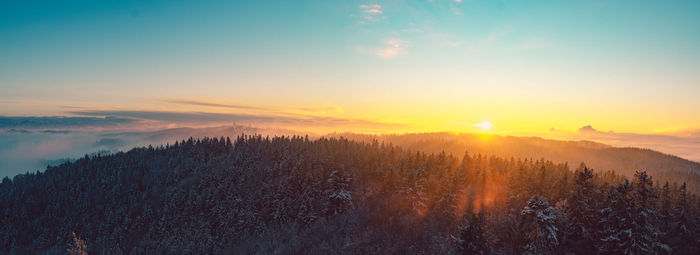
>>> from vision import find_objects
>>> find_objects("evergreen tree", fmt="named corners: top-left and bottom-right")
top-left (520, 196), bottom-right (561, 255)
top-left (564, 166), bottom-right (598, 254)
top-left (599, 181), bottom-right (633, 254)
top-left (668, 183), bottom-right (697, 254)
top-left (628, 171), bottom-right (666, 254)
top-left (325, 170), bottom-right (352, 217)
top-left (456, 212), bottom-right (490, 255)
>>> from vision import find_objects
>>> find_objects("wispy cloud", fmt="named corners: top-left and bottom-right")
top-left (296, 105), bottom-right (344, 114)
top-left (67, 109), bottom-right (405, 130)
top-left (376, 38), bottom-right (409, 59)
top-left (160, 99), bottom-right (268, 111)
top-left (359, 4), bottom-right (381, 9)
top-left (160, 98), bottom-right (345, 119)
top-left (364, 8), bottom-right (382, 14)
top-left (0, 116), bottom-right (136, 129)
top-left (0, 100), bottom-right (53, 105)
top-left (356, 4), bottom-right (385, 23)
top-left (401, 28), bottom-right (424, 33)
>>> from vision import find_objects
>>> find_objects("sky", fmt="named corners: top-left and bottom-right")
top-left (1, 0), bottom-right (700, 169)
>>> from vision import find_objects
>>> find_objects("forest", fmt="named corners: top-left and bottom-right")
top-left (1, 135), bottom-right (698, 254)
top-left (329, 132), bottom-right (700, 194)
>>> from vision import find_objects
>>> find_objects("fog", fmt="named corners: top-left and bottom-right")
top-left (0, 125), bottom-right (309, 178)
top-left (2, 120), bottom-right (700, 180)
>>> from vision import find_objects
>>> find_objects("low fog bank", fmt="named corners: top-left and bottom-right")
top-left (565, 125), bottom-right (700, 163)
top-left (0, 125), bottom-right (311, 178)
top-left (3, 123), bottom-right (700, 180)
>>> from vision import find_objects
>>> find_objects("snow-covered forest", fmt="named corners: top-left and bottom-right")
top-left (1, 136), bottom-right (698, 254)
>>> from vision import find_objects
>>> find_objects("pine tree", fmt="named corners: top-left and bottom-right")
top-left (668, 183), bottom-right (697, 254)
top-left (564, 166), bottom-right (598, 254)
top-left (599, 181), bottom-right (633, 254)
top-left (520, 196), bottom-right (561, 255)
top-left (628, 171), bottom-right (666, 254)
top-left (456, 212), bottom-right (490, 255)
top-left (325, 170), bottom-right (352, 217)
top-left (658, 181), bottom-right (672, 253)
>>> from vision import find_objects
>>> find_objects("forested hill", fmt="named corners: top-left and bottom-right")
top-left (328, 132), bottom-right (700, 194)
top-left (1, 136), bottom-right (698, 254)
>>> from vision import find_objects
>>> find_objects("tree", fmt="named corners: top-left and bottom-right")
top-left (668, 183), bottom-right (697, 254)
top-left (564, 166), bottom-right (598, 254)
top-left (520, 196), bottom-right (561, 255)
top-left (325, 170), bottom-right (352, 217)
top-left (455, 212), bottom-right (490, 255)
top-left (627, 171), bottom-right (666, 254)
top-left (599, 181), bottom-right (633, 254)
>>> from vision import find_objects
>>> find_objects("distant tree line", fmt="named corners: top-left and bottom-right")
top-left (0, 136), bottom-right (698, 254)
top-left (331, 132), bottom-right (700, 194)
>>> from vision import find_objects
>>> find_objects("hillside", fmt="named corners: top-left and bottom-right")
top-left (1, 136), bottom-right (697, 254)
top-left (328, 132), bottom-right (700, 194)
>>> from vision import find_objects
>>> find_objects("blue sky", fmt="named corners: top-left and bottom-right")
top-left (1, 0), bottom-right (700, 134)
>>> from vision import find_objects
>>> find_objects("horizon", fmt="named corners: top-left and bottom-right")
top-left (2, 121), bottom-right (700, 179)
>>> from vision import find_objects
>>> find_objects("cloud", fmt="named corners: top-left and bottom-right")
top-left (356, 38), bottom-right (410, 59)
top-left (67, 110), bottom-right (405, 130)
top-left (356, 4), bottom-right (384, 23)
top-left (160, 99), bottom-right (268, 111)
top-left (0, 116), bottom-right (137, 129)
top-left (0, 100), bottom-right (52, 105)
top-left (359, 4), bottom-right (381, 9)
top-left (578, 125), bottom-right (598, 133)
top-left (296, 105), bottom-right (344, 114)
top-left (401, 28), bottom-right (424, 33)
top-left (160, 98), bottom-right (348, 121)
top-left (69, 110), bottom-right (282, 123)
top-left (376, 38), bottom-right (408, 59)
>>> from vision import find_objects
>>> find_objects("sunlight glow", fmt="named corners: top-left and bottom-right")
top-left (475, 121), bottom-right (492, 130)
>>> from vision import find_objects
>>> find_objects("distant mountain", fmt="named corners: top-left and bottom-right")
top-left (327, 132), bottom-right (700, 193)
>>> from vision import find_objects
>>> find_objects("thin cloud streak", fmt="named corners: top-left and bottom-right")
top-left (67, 110), bottom-right (406, 130)
top-left (0, 116), bottom-right (136, 129)
top-left (158, 98), bottom-right (344, 119)
top-left (160, 99), bottom-right (269, 111)
top-left (0, 100), bottom-right (53, 105)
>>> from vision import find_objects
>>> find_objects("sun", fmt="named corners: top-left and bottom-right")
top-left (474, 121), bottom-right (492, 130)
